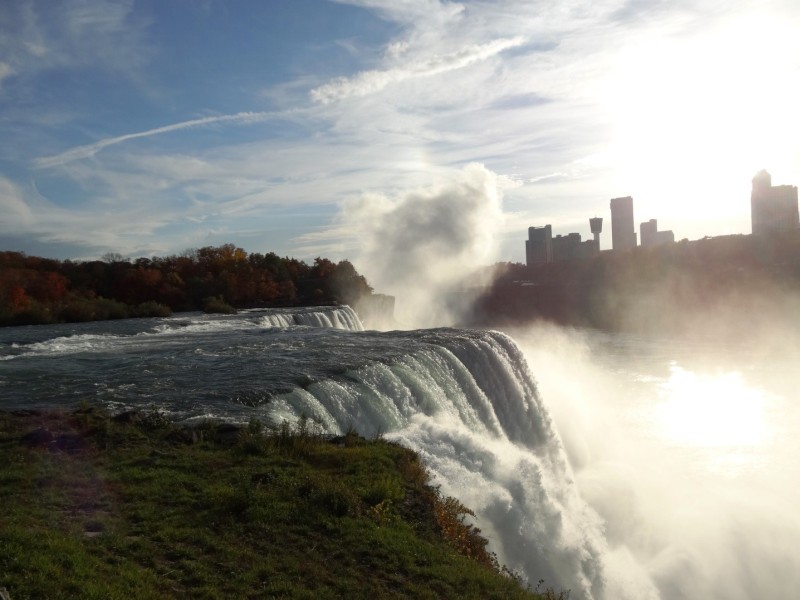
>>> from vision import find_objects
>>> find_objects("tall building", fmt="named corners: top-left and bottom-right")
top-left (640, 219), bottom-right (674, 248)
top-left (751, 170), bottom-right (799, 235)
top-left (552, 233), bottom-right (582, 261)
top-left (526, 225), bottom-right (553, 265)
top-left (640, 219), bottom-right (657, 247)
top-left (610, 196), bottom-right (636, 251)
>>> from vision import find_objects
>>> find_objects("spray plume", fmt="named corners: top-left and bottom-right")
top-left (344, 163), bottom-right (511, 327)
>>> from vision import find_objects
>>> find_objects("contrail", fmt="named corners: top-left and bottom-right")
top-left (34, 111), bottom-right (280, 169)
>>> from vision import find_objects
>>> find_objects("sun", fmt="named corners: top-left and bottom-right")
top-left (601, 13), bottom-right (800, 237)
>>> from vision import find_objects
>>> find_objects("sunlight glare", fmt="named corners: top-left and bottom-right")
top-left (655, 366), bottom-right (768, 448)
top-left (603, 13), bottom-right (800, 234)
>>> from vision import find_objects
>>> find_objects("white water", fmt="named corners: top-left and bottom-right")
top-left (257, 306), bottom-right (364, 330)
top-left (268, 329), bottom-right (650, 598)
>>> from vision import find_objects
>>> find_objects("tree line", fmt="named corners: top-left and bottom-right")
top-left (0, 244), bottom-right (372, 326)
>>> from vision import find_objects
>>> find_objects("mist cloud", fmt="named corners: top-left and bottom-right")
top-left (344, 163), bottom-right (513, 327)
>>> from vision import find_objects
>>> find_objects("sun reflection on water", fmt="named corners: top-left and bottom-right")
top-left (655, 365), bottom-right (769, 451)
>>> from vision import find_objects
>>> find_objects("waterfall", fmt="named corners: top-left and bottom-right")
top-left (292, 306), bottom-right (364, 331)
top-left (258, 306), bottom-right (364, 331)
top-left (268, 329), bottom-right (655, 599)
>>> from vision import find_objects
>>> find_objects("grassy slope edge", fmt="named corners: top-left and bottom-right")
top-left (0, 408), bottom-right (566, 600)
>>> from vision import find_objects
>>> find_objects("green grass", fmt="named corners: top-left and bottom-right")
top-left (0, 408), bottom-right (567, 599)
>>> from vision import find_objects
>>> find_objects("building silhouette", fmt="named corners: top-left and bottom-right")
top-left (526, 224), bottom-right (599, 265)
top-left (552, 233), bottom-right (583, 261)
top-left (526, 225), bottom-right (553, 264)
top-left (751, 170), bottom-right (799, 235)
top-left (589, 217), bottom-right (603, 252)
top-left (610, 196), bottom-right (636, 251)
top-left (640, 219), bottom-right (675, 248)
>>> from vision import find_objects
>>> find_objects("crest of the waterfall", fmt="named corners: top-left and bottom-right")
top-left (270, 328), bottom-right (655, 599)
top-left (258, 306), bottom-right (364, 331)
top-left (341, 163), bottom-right (514, 328)
top-left (293, 306), bottom-right (364, 331)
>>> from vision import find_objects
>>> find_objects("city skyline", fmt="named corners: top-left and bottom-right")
top-left (0, 0), bottom-right (799, 275)
top-left (526, 168), bottom-right (798, 266)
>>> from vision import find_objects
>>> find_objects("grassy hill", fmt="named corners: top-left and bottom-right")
top-left (0, 407), bottom-right (564, 599)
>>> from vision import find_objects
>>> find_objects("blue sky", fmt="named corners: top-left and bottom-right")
top-left (1, 0), bottom-right (799, 272)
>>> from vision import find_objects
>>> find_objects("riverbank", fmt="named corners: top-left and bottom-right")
top-left (0, 407), bottom-right (560, 599)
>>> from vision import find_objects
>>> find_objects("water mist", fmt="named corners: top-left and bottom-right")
top-left (514, 322), bottom-right (800, 600)
top-left (342, 162), bottom-right (510, 328)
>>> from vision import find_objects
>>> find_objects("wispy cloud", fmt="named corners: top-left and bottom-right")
top-left (0, 176), bottom-right (33, 225)
top-left (330, 0), bottom-right (466, 26)
top-left (34, 111), bottom-right (284, 168)
top-left (0, 63), bottom-right (14, 90)
top-left (311, 37), bottom-right (525, 104)
top-left (1, 0), bottom-right (151, 77)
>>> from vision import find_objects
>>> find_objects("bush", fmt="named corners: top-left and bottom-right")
top-left (202, 295), bottom-right (236, 314)
top-left (93, 298), bottom-right (131, 320)
top-left (134, 301), bottom-right (172, 318)
top-left (3, 301), bottom-right (55, 325)
top-left (57, 296), bottom-right (131, 322)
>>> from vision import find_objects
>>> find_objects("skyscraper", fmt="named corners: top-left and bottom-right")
top-left (526, 225), bottom-right (553, 265)
top-left (751, 170), bottom-right (799, 235)
top-left (610, 196), bottom-right (636, 251)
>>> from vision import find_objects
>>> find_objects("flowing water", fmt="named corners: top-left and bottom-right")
top-left (1, 306), bottom-right (796, 599)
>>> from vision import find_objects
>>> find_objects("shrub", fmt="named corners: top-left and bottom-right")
top-left (433, 493), bottom-right (497, 569)
top-left (57, 296), bottom-right (131, 322)
top-left (202, 295), bottom-right (236, 314)
top-left (134, 301), bottom-right (173, 318)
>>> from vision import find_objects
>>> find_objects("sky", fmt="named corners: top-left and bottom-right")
top-left (1, 0), bottom-right (799, 272)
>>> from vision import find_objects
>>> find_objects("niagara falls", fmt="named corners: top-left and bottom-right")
top-left (3, 304), bottom-right (800, 599)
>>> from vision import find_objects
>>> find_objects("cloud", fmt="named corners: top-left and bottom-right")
top-left (34, 111), bottom-right (283, 168)
top-left (329, 0), bottom-right (466, 26)
top-left (0, 177), bottom-right (33, 225)
top-left (311, 37), bottom-right (525, 104)
top-left (0, 62), bottom-right (14, 89)
top-left (1, 0), bottom-right (151, 76)
top-left (0, 172), bottom-right (177, 259)
top-left (341, 163), bottom-right (515, 326)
